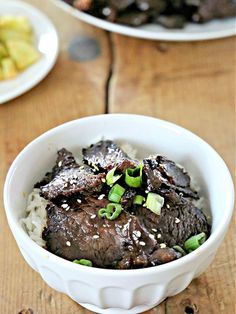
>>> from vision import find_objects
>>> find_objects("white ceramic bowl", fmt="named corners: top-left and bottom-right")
top-left (4, 114), bottom-right (234, 314)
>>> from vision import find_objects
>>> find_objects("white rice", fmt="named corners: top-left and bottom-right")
top-left (21, 144), bottom-right (208, 247)
top-left (21, 189), bottom-right (48, 247)
top-left (120, 143), bottom-right (137, 159)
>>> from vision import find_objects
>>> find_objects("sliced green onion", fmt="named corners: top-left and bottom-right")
top-left (146, 192), bottom-right (164, 215)
top-left (133, 195), bottom-right (145, 205)
top-left (108, 184), bottom-right (125, 203)
top-left (125, 165), bottom-right (143, 188)
top-left (173, 245), bottom-right (187, 256)
top-left (184, 232), bottom-right (206, 252)
top-left (98, 203), bottom-right (122, 220)
top-left (73, 259), bottom-right (93, 267)
top-left (106, 167), bottom-right (122, 186)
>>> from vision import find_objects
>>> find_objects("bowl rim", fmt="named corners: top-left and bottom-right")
top-left (3, 114), bottom-right (235, 276)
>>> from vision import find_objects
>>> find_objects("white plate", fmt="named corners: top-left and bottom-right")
top-left (52, 0), bottom-right (236, 41)
top-left (0, 0), bottom-right (59, 104)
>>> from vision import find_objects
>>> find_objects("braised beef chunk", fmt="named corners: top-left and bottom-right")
top-left (143, 155), bottom-right (198, 201)
top-left (43, 198), bottom-right (179, 269)
top-left (40, 166), bottom-right (105, 200)
top-left (35, 140), bottom-right (211, 269)
top-left (82, 140), bottom-right (136, 171)
top-left (136, 203), bottom-right (209, 247)
top-left (35, 148), bottom-right (78, 188)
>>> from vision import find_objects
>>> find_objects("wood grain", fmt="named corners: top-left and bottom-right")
top-left (0, 0), bottom-right (235, 313)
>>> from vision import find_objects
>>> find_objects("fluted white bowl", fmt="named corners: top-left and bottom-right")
top-left (4, 114), bottom-right (234, 314)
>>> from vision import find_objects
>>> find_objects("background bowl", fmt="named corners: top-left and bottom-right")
top-left (52, 0), bottom-right (236, 41)
top-left (0, 0), bottom-right (59, 104)
top-left (4, 114), bottom-right (234, 314)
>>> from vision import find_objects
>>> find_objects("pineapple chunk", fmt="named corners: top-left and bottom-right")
top-left (0, 42), bottom-right (8, 58)
top-left (6, 40), bottom-right (40, 70)
top-left (0, 29), bottom-right (33, 43)
top-left (0, 15), bottom-right (32, 34)
top-left (1, 58), bottom-right (18, 79)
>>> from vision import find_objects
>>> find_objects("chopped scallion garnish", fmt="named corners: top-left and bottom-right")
top-left (133, 195), bottom-right (145, 205)
top-left (98, 203), bottom-right (122, 220)
top-left (108, 184), bottom-right (125, 203)
top-left (106, 167), bottom-right (122, 186)
top-left (173, 245), bottom-right (186, 256)
top-left (145, 192), bottom-right (164, 215)
top-left (184, 232), bottom-right (206, 252)
top-left (125, 165), bottom-right (143, 188)
top-left (73, 259), bottom-right (93, 267)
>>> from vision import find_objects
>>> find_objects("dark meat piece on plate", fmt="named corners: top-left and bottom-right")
top-left (110, 0), bottom-right (135, 10)
top-left (43, 197), bottom-right (179, 268)
top-left (82, 140), bottom-right (137, 171)
top-left (156, 15), bottom-right (186, 28)
top-left (40, 166), bottom-right (105, 200)
top-left (143, 155), bottom-right (198, 201)
top-left (116, 11), bottom-right (149, 26)
top-left (136, 202), bottom-right (209, 247)
top-left (194, 0), bottom-right (236, 22)
top-left (136, 0), bottom-right (167, 13)
top-left (35, 148), bottom-right (78, 188)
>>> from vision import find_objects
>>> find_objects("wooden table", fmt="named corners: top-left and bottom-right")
top-left (0, 1), bottom-right (235, 313)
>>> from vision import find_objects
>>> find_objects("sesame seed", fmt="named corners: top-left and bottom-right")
top-left (149, 234), bottom-right (155, 240)
top-left (139, 241), bottom-right (146, 246)
top-left (77, 199), bottom-right (82, 204)
top-left (160, 243), bottom-right (166, 248)
top-left (152, 228), bottom-right (157, 232)
top-left (93, 235), bottom-right (99, 239)
top-left (61, 204), bottom-right (69, 209)
top-left (151, 261), bottom-right (156, 266)
top-left (175, 217), bottom-right (180, 224)
top-left (145, 190), bottom-right (149, 194)
top-left (133, 230), bottom-right (141, 238)
top-left (157, 234), bottom-right (162, 238)
top-left (66, 241), bottom-right (71, 246)
top-left (90, 214), bottom-right (96, 219)
top-left (166, 204), bottom-right (170, 209)
top-left (101, 178), bottom-right (106, 183)
top-left (179, 192), bottom-right (183, 196)
top-left (98, 194), bottom-right (105, 200)
top-left (58, 161), bottom-right (62, 167)
top-left (102, 7), bottom-right (111, 16)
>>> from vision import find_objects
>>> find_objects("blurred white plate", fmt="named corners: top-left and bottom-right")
top-left (0, 0), bottom-right (59, 104)
top-left (52, 0), bottom-right (236, 41)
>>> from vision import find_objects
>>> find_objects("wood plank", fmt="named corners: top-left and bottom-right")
top-left (110, 35), bottom-right (235, 314)
top-left (0, 1), bottom-right (110, 313)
